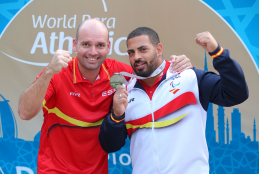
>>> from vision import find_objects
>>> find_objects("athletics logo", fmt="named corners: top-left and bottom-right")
top-left (169, 81), bottom-right (180, 94)
top-left (0, 0), bottom-right (128, 66)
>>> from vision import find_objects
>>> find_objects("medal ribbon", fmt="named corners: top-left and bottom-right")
top-left (119, 60), bottom-right (166, 85)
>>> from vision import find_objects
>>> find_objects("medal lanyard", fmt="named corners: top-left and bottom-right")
top-left (119, 60), bottom-right (166, 85)
top-left (110, 60), bottom-right (166, 89)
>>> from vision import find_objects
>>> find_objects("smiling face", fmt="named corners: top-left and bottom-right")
top-left (73, 20), bottom-right (110, 75)
top-left (127, 35), bottom-right (163, 77)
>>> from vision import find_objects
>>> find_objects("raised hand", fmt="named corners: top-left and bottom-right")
top-left (195, 31), bottom-right (218, 53)
top-left (46, 50), bottom-right (72, 75)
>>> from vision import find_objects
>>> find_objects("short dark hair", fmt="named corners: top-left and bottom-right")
top-left (127, 27), bottom-right (160, 47)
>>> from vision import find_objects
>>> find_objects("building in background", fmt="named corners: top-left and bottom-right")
top-left (204, 53), bottom-right (259, 174)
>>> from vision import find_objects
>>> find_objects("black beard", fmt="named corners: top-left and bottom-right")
top-left (133, 53), bottom-right (158, 77)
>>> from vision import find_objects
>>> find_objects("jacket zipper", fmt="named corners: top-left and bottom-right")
top-left (131, 77), bottom-right (171, 174)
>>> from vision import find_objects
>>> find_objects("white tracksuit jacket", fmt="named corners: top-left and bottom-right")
top-left (125, 70), bottom-right (208, 174)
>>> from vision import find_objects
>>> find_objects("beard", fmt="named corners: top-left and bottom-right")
top-left (132, 53), bottom-right (159, 77)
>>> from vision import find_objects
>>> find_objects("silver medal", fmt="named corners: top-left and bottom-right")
top-left (110, 73), bottom-right (123, 89)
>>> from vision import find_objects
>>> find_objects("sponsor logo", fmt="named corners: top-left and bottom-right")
top-left (128, 98), bottom-right (135, 103)
top-left (171, 73), bottom-right (181, 80)
top-left (102, 89), bottom-right (116, 96)
top-left (70, 91), bottom-right (80, 97)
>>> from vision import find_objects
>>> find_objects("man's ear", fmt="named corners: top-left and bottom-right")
top-left (73, 38), bottom-right (77, 53)
top-left (107, 40), bottom-right (111, 54)
top-left (156, 43), bottom-right (163, 57)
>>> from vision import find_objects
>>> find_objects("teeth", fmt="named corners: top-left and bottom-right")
top-left (87, 58), bottom-right (97, 61)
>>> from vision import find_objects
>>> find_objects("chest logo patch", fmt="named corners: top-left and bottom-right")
top-left (169, 81), bottom-right (180, 94)
top-left (70, 91), bottom-right (81, 97)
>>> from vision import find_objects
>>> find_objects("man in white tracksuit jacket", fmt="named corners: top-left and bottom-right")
top-left (99, 27), bottom-right (248, 174)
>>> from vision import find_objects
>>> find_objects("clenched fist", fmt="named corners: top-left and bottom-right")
top-left (195, 31), bottom-right (218, 53)
top-left (46, 50), bottom-right (72, 75)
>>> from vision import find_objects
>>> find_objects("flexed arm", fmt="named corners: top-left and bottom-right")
top-left (194, 32), bottom-right (248, 109)
top-left (18, 50), bottom-right (72, 120)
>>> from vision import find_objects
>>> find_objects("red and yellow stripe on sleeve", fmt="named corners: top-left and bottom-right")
top-left (211, 46), bottom-right (224, 59)
top-left (110, 113), bottom-right (125, 123)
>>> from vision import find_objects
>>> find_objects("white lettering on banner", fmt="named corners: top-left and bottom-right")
top-left (82, 15), bottom-right (90, 21)
top-left (31, 14), bottom-right (125, 56)
top-left (30, 32), bottom-right (48, 54)
top-left (32, 15), bottom-right (48, 28)
top-left (59, 32), bottom-right (73, 53)
top-left (67, 15), bottom-right (77, 28)
top-left (63, 15), bottom-right (67, 28)
top-left (119, 154), bottom-right (131, 165)
top-left (114, 37), bottom-right (127, 56)
top-left (106, 18), bottom-right (116, 29)
top-left (31, 32), bottom-right (126, 55)
top-left (16, 166), bottom-right (34, 174)
top-left (112, 153), bottom-right (116, 165)
top-left (31, 32), bottom-right (73, 54)
top-left (108, 153), bottom-right (132, 166)
top-left (47, 17), bottom-right (56, 28)
top-left (32, 15), bottom-right (76, 28)
top-left (50, 32), bottom-right (58, 54)
top-left (0, 167), bottom-right (4, 174)
top-left (108, 31), bottom-right (114, 55)
top-left (108, 32), bottom-right (127, 56)
top-left (82, 15), bottom-right (116, 28)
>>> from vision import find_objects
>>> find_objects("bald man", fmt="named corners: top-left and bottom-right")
top-left (18, 19), bottom-right (192, 173)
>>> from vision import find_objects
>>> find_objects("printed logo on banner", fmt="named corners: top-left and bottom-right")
top-left (0, 94), bottom-right (40, 174)
top-left (0, 0), bottom-right (128, 67)
top-left (204, 56), bottom-right (259, 174)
